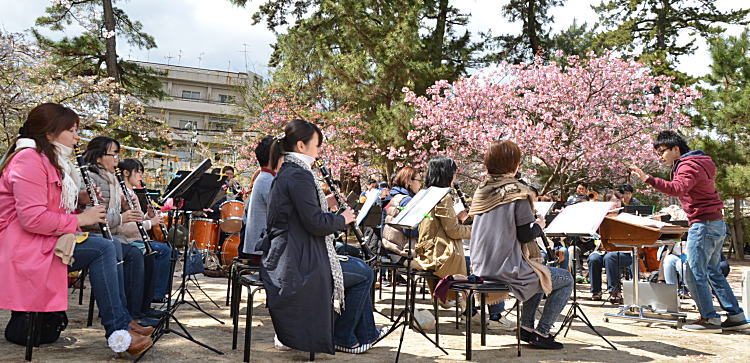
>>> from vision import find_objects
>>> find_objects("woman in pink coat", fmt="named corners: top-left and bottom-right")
top-left (0, 103), bottom-right (152, 356)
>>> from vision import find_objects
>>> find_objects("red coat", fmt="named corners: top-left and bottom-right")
top-left (646, 150), bottom-right (724, 225)
top-left (0, 148), bottom-right (78, 312)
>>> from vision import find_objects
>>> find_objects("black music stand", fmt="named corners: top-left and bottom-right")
top-left (544, 202), bottom-right (617, 350)
top-left (143, 159), bottom-right (226, 358)
top-left (379, 187), bottom-right (451, 362)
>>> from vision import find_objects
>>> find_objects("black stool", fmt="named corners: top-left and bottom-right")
top-left (231, 273), bottom-right (265, 362)
top-left (226, 257), bottom-right (253, 307)
top-left (409, 270), bottom-right (441, 345)
top-left (229, 260), bottom-right (260, 319)
top-left (378, 261), bottom-right (403, 321)
top-left (449, 281), bottom-right (520, 360)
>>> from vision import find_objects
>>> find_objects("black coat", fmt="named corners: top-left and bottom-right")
top-left (256, 162), bottom-right (345, 354)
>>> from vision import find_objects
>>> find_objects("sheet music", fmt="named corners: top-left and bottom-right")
top-left (612, 213), bottom-right (672, 229)
top-left (544, 202), bottom-right (614, 237)
top-left (534, 201), bottom-right (554, 217)
top-left (355, 189), bottom-right (382, 226)
top-left (389, 187), bottom-right (450, 229)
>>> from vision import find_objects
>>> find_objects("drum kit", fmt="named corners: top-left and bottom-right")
top-left (189, 200), bottom-right (244, 272)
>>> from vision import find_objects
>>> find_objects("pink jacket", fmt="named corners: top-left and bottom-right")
top-left (0, 148), bottom-right (78, 312)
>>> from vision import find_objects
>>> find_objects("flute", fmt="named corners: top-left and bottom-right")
top-left (315, 159), bottom-right (375, 263)
top-left (115, 167), bottom-right (156, 256)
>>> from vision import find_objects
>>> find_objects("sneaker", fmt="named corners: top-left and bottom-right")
top-left (683, 318), bottom-right (722, 333)
top-left (529, 331), bottom-right (564, 350)
top-left (721, 315), bottom-right (750, 331)
top-left (438, 299), bottom-right (457, 309)
top-left (608, 293), bottom-right (623, 305)
top-left (488, 316), bottom-right (517, 331)
top-left (274, 334), bottom-right (292, 351)
top-left (519, 327), bottom-right (535, 343)
top-left (335, 342), bottom-right (373, 354)
top-left (590, 292), bottom-right (602, 301)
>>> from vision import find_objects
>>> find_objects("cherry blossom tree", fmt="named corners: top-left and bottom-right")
top-left (402, 52), bottom-right (698, 196)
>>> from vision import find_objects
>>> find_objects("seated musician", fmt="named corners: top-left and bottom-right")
top-left (82, 137), bottom-right (161, 327)
top-left (469, 140), bottom-right (573, 350)
top-left (618, 183), bottom-right (643, 206)
top-left (587, 191), bottom-right (631, 304)
top-left (565, 182), bottom-right (590, 205)
top-left (0, 103), bottom-right (152, 355)
top-left (117, 158), bottom-right (173, 305)
top-left (412, 156), bottom-right (472, 309)
top-left (241, 135), bottom-right (277, 265)
top-left (381, 166), bottom-right (422, 260)
top-left (256, 119), bottom-right (385, 354)
top-left (222, 165), bottom-right (242, 201)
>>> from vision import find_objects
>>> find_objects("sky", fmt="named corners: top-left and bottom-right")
top-left (0, 0), bottom-right (746, 79)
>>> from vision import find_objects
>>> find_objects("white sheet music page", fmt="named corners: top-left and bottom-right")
top-left (544, 201), bottom-right (614, 237)
top-left (355, 189), bottom-right (382, 226)
top-left (612, 213), bottom-right (671, 229)
top-left (389, 187), bottom-right (450, 229)
top-left (534, 201), bottom-right (554, 217)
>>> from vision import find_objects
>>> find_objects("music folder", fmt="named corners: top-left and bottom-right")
top-left (388, 187), bottom-right (450, 230)
top-left (544, 201), bottom-right (614, 237)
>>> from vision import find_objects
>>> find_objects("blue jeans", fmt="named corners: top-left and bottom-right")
top-left (685, 220), bottom-right (744, 320)
top-left (70, 236), bottom-right (132, 337)
top-left (334, 257), bottom-right (379, 348)
top-left (588, 252), bottom-right (632, 294)
top-left (149, 241), bottom-right (172, 300)
top-left (521, 267), bottom-right (573, 335)
top-left (121, 242), bottom-right (147, 319)
top-left (663, 254), bottom-right (685, 285)
top-left (464, 256), bottom-right (504, 318)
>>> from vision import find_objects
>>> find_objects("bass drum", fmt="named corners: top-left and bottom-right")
top-left (219, 200), bottom-right (245, 233)
top-left (190, 218), bottom-right (219, 251)
top-left (221, 233), bottom-right (240, 267)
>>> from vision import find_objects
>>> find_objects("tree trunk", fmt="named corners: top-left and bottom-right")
top-left (733, 195), bottom-right (745, 260)
top-left (102, 0), bottom-right (121, 117)
top-left (431, 0), bottom-right (449, 68)
top-left (655, 0), bottom-right (668, 50)
top-left (526, 0), bottom-right (539, 56)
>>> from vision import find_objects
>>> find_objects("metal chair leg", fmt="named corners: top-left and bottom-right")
top-left (86, 289), bottom-right (95, 327)
top-left (25, 312), bottom-right (38, 361)
top-left (243, 288), bottom-right (254, 362)
top-left (516, 300), bottom-right (521, 357)
top-left (465, 290), bottom-right (474, 361)
top-left (232, 283), bottom-right (241, 350)
top-left (480, 293), bottom-right (487, 346)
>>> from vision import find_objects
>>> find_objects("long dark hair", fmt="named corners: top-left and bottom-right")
top-left (0, 103), bottom-right (79, 177)
top-left (424, 156), bottom-right (457, 188)
top-left (269, 119), bottom-right (324, 167)
top-left (83, 136), bottom-right (120, 174)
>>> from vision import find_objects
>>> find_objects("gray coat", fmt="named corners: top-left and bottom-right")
top-left (256, 162), bottom-right (345, 354)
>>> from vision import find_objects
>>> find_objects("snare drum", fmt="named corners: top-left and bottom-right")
top-left (219, 200), bottom-right (245, 233)
top-left (221, 233), bottom-right (240, 267)
top-left (190, 218), bottom-right (219, 251)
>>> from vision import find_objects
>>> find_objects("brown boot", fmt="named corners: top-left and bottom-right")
top-left (128, 320), bottom-right (155, 336)
top-left (126, 330), bottom-right (153, 357)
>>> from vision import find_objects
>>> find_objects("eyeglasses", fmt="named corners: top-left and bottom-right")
top-left (655, 147), bottom-right (669, 156)
top-left (105, 153), bottom-right (120, 159)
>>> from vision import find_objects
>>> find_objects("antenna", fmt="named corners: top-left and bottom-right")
top-left (241, 43), bottom-right (248, 71)
top-left (177, 49), bottom-right (183, 64)
top-left (198, 52), bottom-right (205, 67)
top-left (165, 53), bottom-right (174, 66)
top-left (227, 60), bottom-right (231, 71)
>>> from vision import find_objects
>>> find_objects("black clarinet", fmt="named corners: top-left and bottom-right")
top-left (115, 167), bottom-right (156, 256)
top-left (140, 181), bottom-right (169, 243)
top-left (315, 159), bottom-right (375, 263)
top-left (73, 144), bottom-right (114, 241)
top-left (453, 182), bottom-right (470, 209)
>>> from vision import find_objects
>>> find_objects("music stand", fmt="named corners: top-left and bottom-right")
top-left (145, 159), bottom-right (226, 358)
top-left (623, 205), bottom-right (655, 216)
top-left (380, 187), bottom-right (451, 362)
top-left (545, 202), bottom-right (617, 350)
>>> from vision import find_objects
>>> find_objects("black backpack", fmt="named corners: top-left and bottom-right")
top-left (4, 311), bottom-right (68, 346)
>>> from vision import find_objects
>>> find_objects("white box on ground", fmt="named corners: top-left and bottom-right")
top-left (743, 270), bottom-right (750, 321)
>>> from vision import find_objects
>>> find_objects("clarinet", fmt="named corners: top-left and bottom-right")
top-left (115, 167), bottom-right (156, 256)
top-left (315, 159), bottom-right (375, 263)
top-left (453, 182), bottom-right (470, 209)
top-left (73, 144), bottom-right (114, 241)
top-left (140, 181), bottom-right (169, 243)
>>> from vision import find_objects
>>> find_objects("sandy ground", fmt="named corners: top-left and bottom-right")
top-left (3, 259), bottom-right (750, 362)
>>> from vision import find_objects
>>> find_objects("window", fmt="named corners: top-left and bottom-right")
top-left (181, 90), bottom-right (201, 100)
top-left (178, 120), bottom-right (197, 129)
top-left (211, 123), bottom-right (231, 131)
top-left (218, 94), bottom-right (235, 104)
top-left (208, 117), bottom-right (237, 124)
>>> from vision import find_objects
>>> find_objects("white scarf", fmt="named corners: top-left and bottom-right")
top-left (15, 138), bottom-right (81, 213)
top-left (284, 153), bottom-right (345, 313)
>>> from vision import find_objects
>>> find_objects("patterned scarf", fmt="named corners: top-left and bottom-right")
top-left (284, 153), bottom-right (345, 313)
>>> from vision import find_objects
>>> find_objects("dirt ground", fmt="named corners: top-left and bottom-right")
top-left (3, 259), bottom-right (750, 362)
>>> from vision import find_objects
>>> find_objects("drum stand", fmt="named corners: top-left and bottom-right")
top-left (555, 236), bottom-right (617, 350)
top-left (140, 211), bottom-right (225, 361)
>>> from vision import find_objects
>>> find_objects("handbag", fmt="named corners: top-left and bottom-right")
top-left (5, 311), bottom-right (68, 346)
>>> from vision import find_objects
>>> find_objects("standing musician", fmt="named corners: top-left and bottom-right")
top-left (82, 137), bottom-right (161, 327)
top-left (241, 135), bottom-right (278, 264)
top-left (469, 140), bottom-right (572, 350)
top-left (117, 158), bottom-right (173, 305)
top-left (0, 103), bottom-right (151, 355)
top-left (412, 156), bottom-right (472, 309)
top-left (630, 130), bottom-right (748, 332)
top-left (256, 119), bottom-right (385, 355)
